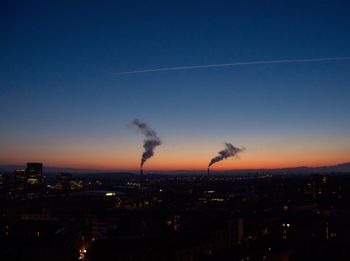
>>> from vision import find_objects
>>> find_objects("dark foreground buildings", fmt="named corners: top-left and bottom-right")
top-left (1, 165), bottom-right (350, 260)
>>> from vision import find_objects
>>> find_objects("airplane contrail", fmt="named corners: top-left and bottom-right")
top-left (115, 56), bottom-right (350, 75)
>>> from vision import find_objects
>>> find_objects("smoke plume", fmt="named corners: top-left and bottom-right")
top-left (208, 143), bottom-right (244, 167)
top-left (131, 119), bottom-right (162, 167)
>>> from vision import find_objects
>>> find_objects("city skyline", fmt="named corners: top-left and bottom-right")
top-left (2, 2), bottom-right (350, 260)
top-left (1, 1), bottom-right (350, 171)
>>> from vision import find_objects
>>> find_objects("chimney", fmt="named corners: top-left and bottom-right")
top-left (207, 168), bottom-right (210, 175)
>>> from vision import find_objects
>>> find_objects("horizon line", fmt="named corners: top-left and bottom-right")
top-left (1, 161), bottom-right (349, 173)
top-left (115, 56), bottom-right (350, 75)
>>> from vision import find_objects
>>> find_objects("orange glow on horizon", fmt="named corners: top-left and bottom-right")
top-left (2, 158), bottom-right (347, 172)
top-left (1, 133), bottom-right (349, 172)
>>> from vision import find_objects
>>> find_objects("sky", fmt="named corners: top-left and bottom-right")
top-left (1, 0), bottom-right (350, 171)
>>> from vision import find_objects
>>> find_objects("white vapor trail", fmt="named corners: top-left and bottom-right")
top-left (115, 56), bottom-right (350, 75)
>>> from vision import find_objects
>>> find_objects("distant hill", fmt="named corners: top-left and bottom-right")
top-left (313, 162), bottom-right (350, 173)
top-left (1, 162), bottom-right (350, 175)
top-left (151, 162), bottom-right (350, 175)
top-left (219, 162), bottom-right (350, 175)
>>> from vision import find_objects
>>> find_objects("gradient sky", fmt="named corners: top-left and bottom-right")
top-left (1, 1), bottom-right (350, 171)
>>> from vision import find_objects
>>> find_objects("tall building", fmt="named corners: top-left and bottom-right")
top-left (0, 173), bottom-right (8, 191)
top-left (14, 169), bottom-right (27, 191)
top-left (25, 163), bottom-right (45, 191)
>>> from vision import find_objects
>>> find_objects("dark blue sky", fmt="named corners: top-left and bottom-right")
top-left (1, 1), bottom-right (350, 169)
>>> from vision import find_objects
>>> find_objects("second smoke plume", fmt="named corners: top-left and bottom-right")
top-left (131, 119), bottom-right (162, 167)
top-left (209, 143), bottom-right (244, 167)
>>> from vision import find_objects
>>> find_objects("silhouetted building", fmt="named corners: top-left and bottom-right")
top-left (0, 173), bottom-right (8, 191)
top-left (55, 173), bottom-right (73, 190)
top-left (25, 163), bottom-right (45, 197)
top-left (14, 169), bottom-right (27, 191)
top-left (26, 163), bottom-right (44, 186)
top-left (69, 178), bottom-right (85, 191)
top-left (309, 174), bottom-right (335, 200)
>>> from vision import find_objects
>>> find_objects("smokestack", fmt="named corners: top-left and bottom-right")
top-left (140, 166), bottom-right (143, 177)
top-left (131, 119), bottom-right (162, 169)
top-left (207, 168), bottom-right (210, 175)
